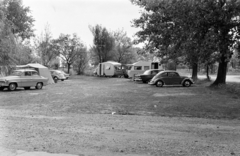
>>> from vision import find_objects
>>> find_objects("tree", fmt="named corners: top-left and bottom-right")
top-left (112, 29), bottom-right (136, 64)
top-left (89, 24), bottom-right (115, 64)
top-left (54, 34), bottom-right (85, 73)
top-left (34, 25), bottom-right (58, 67)
top-left (2, 0), bottom-right (34, 40)
top-left (0, 5), bottom-right (17, 67)
top-left (14, 41), bottom-right (35, 65)
top-left (1, 0), bottom-right (35, 74)
top-left (131, 0), bottom-right (240, 86)
top-left (73, 46), bottom-right (88, 75)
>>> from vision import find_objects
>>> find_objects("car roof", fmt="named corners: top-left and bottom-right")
top-left (156, 70), bottom-right (178, 74)
top-left (163, 70), bottom-right (178, 72)
top-left (14, 69), bottom-right (37, 72)
top-left (147, 69), bottom-right (162, 71)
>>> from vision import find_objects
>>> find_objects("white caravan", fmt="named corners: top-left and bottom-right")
top-left (127, 61), bottom-right (163, 78)
top-left (96, 61), bottom-right (124, 77)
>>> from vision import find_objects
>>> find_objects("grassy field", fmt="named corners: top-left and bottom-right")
top-left (0, 75), bottom-right (240, 120)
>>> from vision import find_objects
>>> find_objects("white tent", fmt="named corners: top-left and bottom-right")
top-left (16, 63), bottom-right (54, 84)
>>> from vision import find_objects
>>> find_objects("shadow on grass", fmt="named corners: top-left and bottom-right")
top-left (208, 82), bottom-right (240, 96)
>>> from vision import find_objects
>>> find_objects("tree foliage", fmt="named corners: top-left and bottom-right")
top-left (89, 24), bottom-right (115, 64)
top-left (0, 3), bottom-right (17, 66)
top-left (112, 29), bottom-right (136, 64)
top-left (0, 0), bottom-right (35, 73)
top-left (53, 34), bottom-right (85, 73)
top-left (73, 46), bottom-right (88, 75)
top-left (131, 0), bottom-right (240, 85)
top-left (2, 0), bottom-right (34, 40)
top-left (34, 25), bottom-right (58, 67)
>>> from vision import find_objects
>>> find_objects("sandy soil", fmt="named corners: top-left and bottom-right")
top-left (1, 109), bottom-right (240, 156)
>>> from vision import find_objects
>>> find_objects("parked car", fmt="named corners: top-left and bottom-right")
top-left (149, 70), bottom-right (194, 87)
top-left (59, 70), bottom-right (70, 79)
top-left (0, 69), bottom-right (48, 91)
top-left (135, 69), bottom-right (163, 83)
top-left (50, 70), bottom-right (67, 81)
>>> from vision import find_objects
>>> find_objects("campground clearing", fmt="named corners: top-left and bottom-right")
top-left (0, 76), bottom-right (240, 156)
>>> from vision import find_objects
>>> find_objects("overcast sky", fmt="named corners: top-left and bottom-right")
top-left (22, 0), bottom-right (142, 47)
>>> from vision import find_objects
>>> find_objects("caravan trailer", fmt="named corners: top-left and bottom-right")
top-left (96, 61), bottom-right (124, 77)
top-left (127, 61), bottom-right (163, 78)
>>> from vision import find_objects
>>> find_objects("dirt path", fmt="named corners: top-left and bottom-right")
top-left (1, 109), bottom-right (240, 156)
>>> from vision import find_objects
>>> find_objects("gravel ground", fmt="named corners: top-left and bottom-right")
top-left (1, 109), bottom-right (240, 156)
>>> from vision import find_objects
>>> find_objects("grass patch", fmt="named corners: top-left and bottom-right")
top-left (0, 76), bottom-right (240, 119)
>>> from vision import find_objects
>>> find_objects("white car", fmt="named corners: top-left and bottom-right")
top-left (0, 69), bottom-right (48, 91)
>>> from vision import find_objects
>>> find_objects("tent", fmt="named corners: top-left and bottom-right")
top-left (16, 63), bottom-right (54, 84)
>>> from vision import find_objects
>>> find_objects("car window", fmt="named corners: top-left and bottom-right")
top-left (168, 72), bottom-right (179, 77)
top-left (160, 72), bottom-right (168, 77)
top-left (143, 70), bottom-right (150, 75)
top-left (151, 70), bottom-right (158, 75)
top-left (10, 71), bottom-right (22, 76)
top-left (25, 71), bottom-right (32, 76)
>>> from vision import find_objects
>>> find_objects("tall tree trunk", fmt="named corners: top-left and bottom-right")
top-left (206, 64), bottom-right (211, 81)
top-left (192, 63), bottom-right (198, 81)
top-left (211, 55), bottom-right (228, 86)
top-left (67, 63), bottom-right (71, 74)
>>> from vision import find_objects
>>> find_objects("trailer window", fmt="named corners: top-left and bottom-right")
top-left (144, 66), bottom-right (150, 70)
top-left (134, 66), bottom-right (142, 70)
top-left (105, 66), bottom-right (111, 70)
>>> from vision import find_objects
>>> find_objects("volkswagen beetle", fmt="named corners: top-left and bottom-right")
top-left (149, 70), bottom-right (194, 87)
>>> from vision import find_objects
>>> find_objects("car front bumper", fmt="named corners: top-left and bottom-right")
top-left (0, 82), bottom-right (8, 87)
top-left (148, 81), bottom-right (156, 85)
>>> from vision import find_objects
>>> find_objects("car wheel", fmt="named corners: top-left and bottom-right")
top-left (156, 81), bottom-right (164, 87)
top-left (35, 82), bottom-right (43, 89)
top-left (183, 80), bottom-right (191, 87)
top-left (142, 80), bottom-right (147, 83)
top-left (61, 79), bottom-right (64, 81)
top-left (53, 77), bottom-right (58, 83)
top-left (24, 87), bottom-right (31, 90)
top-left (8, 83), bottom-right (17, 91)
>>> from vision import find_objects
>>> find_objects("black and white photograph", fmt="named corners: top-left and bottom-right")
top-left (1, 0), bottom-right (240, 155)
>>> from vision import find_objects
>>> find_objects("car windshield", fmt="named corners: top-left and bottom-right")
top-left (156, 71), bottom-right (165, 76)
top-left (143, 70), bottom-right (151, 75)
top-left (10, 71), bottom-right (23, 76)
top-left (114, 66), bottom-right (122, 70)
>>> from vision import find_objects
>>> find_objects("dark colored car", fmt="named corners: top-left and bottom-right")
top-left (149, 70), bottom-right (194, 87)
top-left (138, 69), bottom-right (163, 83)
